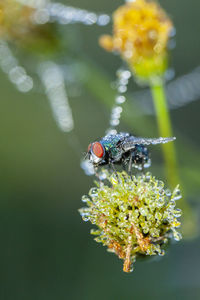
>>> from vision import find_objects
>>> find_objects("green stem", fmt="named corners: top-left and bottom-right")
top-left (151, 81), bottom-right (197, 238)
top-left (150, 82), bottom-right (179, 188)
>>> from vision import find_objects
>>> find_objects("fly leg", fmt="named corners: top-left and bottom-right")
top-left (94, 166), bottom-right (100, 181)
top-left (107, 149), bottom-right (119, 179)
top-left (128, 152), bottom-right (133, 180)
top-left (122, 156), bottom-right (127, 171)
top-left (94, 167), bottom-right (105, 187)
top-left (141, 154), bottom-right (146, 174)
top-left (141, 162), bottom-right (145, 174)
top-left (109, 160), bottom-right (120, 181)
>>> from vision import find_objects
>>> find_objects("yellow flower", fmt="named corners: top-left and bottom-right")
top-left (0, 0), bottom-right (34, 40)
top-left (99, 0), bottom-right (173, 82)
top-left (0, 0), bottom-right (59, 56)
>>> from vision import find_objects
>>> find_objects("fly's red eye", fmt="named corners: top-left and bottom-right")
top-left (88, 143), bottom-right (92, 152)
top-left (92, 142), bottom-right (104, 158)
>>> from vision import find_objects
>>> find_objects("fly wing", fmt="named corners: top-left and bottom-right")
top-left (122, 136), bottom-right (176, 151)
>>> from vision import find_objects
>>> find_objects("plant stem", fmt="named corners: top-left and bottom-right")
top-left (150, 81), bottom-right (179, 188)
top-left (123, 236), bottom-right (132, 273)
top-left (150, 81), bottom-right (198, 238)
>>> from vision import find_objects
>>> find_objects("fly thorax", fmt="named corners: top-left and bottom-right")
top-left (110, 146), bottom-right (123, 161)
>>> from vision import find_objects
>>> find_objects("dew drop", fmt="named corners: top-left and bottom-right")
top-left (165, 189), bottom-right (172, 197)
top-left (159, 249), bottom-right (165, 256)
top-left (82, 195), bottom-right (90, 203)
top-left (80, 159), bottom-right (95, 176)
top-left (173, 208), bottom-right (182, 218)
top-left (98, 170), bottom-right (108, 181)
top-left (173, 230), bottom-right (182, 241)
top-left (89, 187), bottom-right (99, 197)
top-left (173, 190), bottom-right (182, 201)
top-left (116, 95), bottom-right (126, 104)
top-left (106, 68), bottom-right (130, 133)
top-left (118, 85), bottom-right (127, 93)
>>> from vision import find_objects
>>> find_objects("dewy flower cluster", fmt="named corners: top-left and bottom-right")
top-left (99, 0), bottom-right (173, 82)
top-left (79, 171), bottom-right (182, 272)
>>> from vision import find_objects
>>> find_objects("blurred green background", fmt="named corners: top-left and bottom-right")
top-left (0, 0), bottom-right (200, 299)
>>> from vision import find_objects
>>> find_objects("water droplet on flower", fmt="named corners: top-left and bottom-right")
top-left (139, 206), bottom-right (148, 216)
top-left (173, 208), bottom-right (182, 218)
top-left (159, 249), bottom-right (165, 256)
top-left (150, 228), bottom-right (160, 237)
top-left (82, 195), bottom-right (90, 202)
top-left (89, 187), bottom-right (98, 197)
top-left (173, 230), bottom-right (182, 241)
top-left (165, 189), bottom-right (172, 197)
top-left (157, 180), bottom-right (164, 189)
top-left (98, 170), bottom-right (108, 181)
top-left (155, 211), bottom-right (162, 220)
top-left (173, 190), bottom-right (182, 201)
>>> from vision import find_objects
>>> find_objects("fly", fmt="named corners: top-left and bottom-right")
top-left (87, 132), bottom-right (176, 173)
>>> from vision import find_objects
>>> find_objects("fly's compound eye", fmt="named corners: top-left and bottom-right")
top-left (92, 142), bottom-right (104, 158)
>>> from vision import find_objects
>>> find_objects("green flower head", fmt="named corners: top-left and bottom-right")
top-left (79, 171), bottom-right (182, 273)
